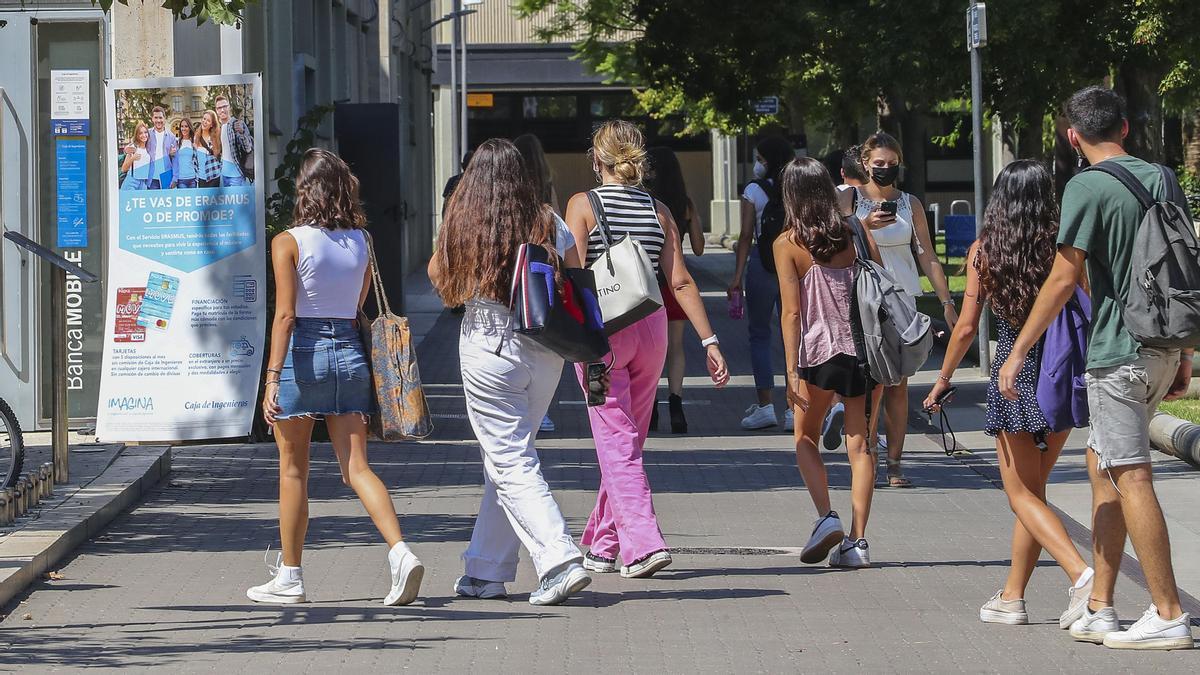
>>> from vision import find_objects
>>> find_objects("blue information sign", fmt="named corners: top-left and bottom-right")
top-left (56, 138), bottom-right (89, 248)
top-left (52, 119), bottom-right (91, 136)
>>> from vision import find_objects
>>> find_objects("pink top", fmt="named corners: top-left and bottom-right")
top-left (799, 263), bottom-right (857, 367)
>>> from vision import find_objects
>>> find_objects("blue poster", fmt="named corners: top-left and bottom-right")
top-left (56, 139), bottom-right (88, 248)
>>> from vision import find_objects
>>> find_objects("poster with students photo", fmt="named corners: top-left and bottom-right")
top-left (97, 74), bottom-right (265, 442)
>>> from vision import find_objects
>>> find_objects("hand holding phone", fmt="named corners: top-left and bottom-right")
top-left (879, 200), bottom-right (898, 216)
top-left (586, 361), bottom-right (609, 407)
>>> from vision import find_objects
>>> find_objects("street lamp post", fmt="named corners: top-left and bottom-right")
top-left (967, 2), bottom-right (990, 377)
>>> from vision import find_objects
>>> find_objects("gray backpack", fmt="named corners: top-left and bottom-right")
top-left (1083, 162), bottom-right (1200, 349)
top-left (855, 259), bottom-right (934, 386)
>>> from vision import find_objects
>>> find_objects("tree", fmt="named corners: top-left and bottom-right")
top-left (91, 0), bottom-right (252, 26)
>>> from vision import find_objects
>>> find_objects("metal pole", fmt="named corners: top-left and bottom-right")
top-left (448, 1), bottom-right (460, 169)
top-left (722, 136), bottom-right (732, 240)
top-left (51, 268), bottom-right (69, 484)
top-left (459, 5), bottom-right (468, 161)
top-left (970, 25), bottom-right (991, 377)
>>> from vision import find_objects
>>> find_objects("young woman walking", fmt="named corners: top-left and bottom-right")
top-left (429, 138), bottom-right (592, 606)
top-left (923, 160), bottom-right (1094, 629)
top-left (855, 132), bottom-right (957, 487)
top-left (252, 149), bottom-right (424, 606)
top-left (565, 120), bottom-right (729, 578)
top-left (776, 157), bottom-right (882, 568)
top-left (645, 146), bottom-right (706, 434)
top-left (729, 137), bottom-right (797, 431)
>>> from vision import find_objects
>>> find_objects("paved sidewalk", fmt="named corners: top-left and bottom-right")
top-left (1, 250), bottom-right (1197, 672)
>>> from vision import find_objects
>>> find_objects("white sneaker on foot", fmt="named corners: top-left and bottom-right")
top-left (783, 409), bottom-right (795, 432)
top-left (1070, 605), bottom-right (1120, 644)
top-left (741, 404), bottom-right (778, 430)
top-left (800, 511), bottom-right (844, 564)
top-left (583, 551), bottom-right (617, 574)
top-left (529, 562), bottom-right (591, 606)
top-left (539, 415), bottom-right (556, 433)
top-left (829, 537), bottom-right (870, 568)
top-left (1103, 605), bottom-right (1193, 650)
top-left (620, 550), bottom-right (672, 578)
top-left (454, 575), bottom-right (507, 599)
top-left (821, 402), bottom-right (844, 450)
top-left (1060, 567), bottom-right (1094, 629)
top-left (247, 554), bottom-right (306, 604)
top-left (384, 542), bottom-right (424, 606)
top-left (979, 590), bottom-right (1029, 625)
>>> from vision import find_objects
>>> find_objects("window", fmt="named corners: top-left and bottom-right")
top-left (589, 93), bottom-right (638, 118)
top-left (522, 95), bottom-right (577, 119)
top-left (172, 95), bottom-right (183, 113)
top-left (192, 95), bottom-right (202, 111)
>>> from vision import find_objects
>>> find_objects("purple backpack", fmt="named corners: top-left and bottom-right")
top-left (1036, 286), bottom-right (1091, 431)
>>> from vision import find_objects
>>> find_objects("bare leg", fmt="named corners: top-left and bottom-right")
top-left (274, 417), bottom-right (315, 567)
top-left (1109, 462), bottom-right (1183, 619)
top-left (884, 379), bottom-right (908, 463)
top-left (666, 320), bottom-right (686, 397)
top-left (843, 391), bottom-right (877, 540)
top-left (1087, 448), bottom-right (1125, 611)
top-left (327, 414), bottom-right (403, 547)
top-left (793, 381), bottom-right (836, 516)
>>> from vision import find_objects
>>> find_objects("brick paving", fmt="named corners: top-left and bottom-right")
top-left (1, 251), bottom-right (1197, 672)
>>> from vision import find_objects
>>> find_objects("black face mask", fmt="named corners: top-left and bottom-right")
top-left (871, 165), bottom-right (900, 187)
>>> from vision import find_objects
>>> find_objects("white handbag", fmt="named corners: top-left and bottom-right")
top-left (585, 190), bottom-right (663, 335)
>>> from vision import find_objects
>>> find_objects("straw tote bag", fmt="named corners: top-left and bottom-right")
top-left (358, 232), bottom-right (433, 440)
top-left (585, 190), bottom-right (663, 335)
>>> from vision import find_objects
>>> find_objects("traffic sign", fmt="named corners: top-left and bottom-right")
top-left (753, 96), bottom-right (780, 115)
top-left (966, 3), bottom-right (987, 51)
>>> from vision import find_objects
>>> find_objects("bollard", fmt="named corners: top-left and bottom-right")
top-left (0, 488), bottom-right (11, 526)
top-left (1150, 412), bottom-right (1200, 469)
top-left (29, 473), bottom-right (41, 508)
top-left (41, 464), bottom-right (54, 498)
top-left (13, 478), bottom-right (26, 517)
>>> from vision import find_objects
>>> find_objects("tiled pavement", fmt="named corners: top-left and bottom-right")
top-left (0, 250), bottom-right (1197, 672)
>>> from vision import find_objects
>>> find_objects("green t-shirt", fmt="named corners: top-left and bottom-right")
top-left (1057, 154), bottom-right (1194, 369)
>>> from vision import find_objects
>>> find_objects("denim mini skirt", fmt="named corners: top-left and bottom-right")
top-left (277, 318), bottom-right (374, 419)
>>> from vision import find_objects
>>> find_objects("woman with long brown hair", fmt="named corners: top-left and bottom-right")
top-left (120, 121), bottom-right (151, 190)
top-left (924, 160), bottom-right (1093, 630)
top-left (193, 110), bottom-right (222, 188)
top-left (251, 149), bottom-right (424, 607)
top-left (429, 138), bottom-right (592, 606)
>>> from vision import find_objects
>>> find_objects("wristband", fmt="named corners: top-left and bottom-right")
top-left (701, 334), bottom-right (720, 348)
top-left (937, 374), bottom-right (952, 383)
top-left (941, 300), bottom-right (955, 307)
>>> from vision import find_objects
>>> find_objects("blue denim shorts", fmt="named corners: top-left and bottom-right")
top-left (277, 318), bottom-right (374, 419)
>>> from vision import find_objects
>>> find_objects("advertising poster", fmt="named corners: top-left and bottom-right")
top-left (96, 74), bottom-right (265, 441)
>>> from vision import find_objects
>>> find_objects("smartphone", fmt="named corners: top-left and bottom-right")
top-left (586, 362), bottom-right (607, 407)
top-left (924, 385), bottom-right (958, 413)
top-left (879, 201), bottom-right (898, 215)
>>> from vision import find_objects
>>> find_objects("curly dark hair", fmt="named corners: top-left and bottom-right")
top-left (976, 160), bottom-right (1060, 326)
top-left (292, 148), bottom-right (367, 230)
top-left (781, 157), bottom-right (851, 262)
top-left (433, 138), bottom-right (556, 307)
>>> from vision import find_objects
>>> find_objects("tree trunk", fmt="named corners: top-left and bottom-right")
top-left (1053, 114), bottom-right (1077, 199)
top-left (1183, 108), bottom-right (1200, 176)
top-left (1164, 114), bottom-right (1183, 170)
top-left (1116, 61), bottom-right (1165, 162)
top-left (1017, 113), bottom-right (1047, 162)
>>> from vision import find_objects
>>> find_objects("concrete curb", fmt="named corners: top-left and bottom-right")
top-left (0, 445), bottom-right (171, 610)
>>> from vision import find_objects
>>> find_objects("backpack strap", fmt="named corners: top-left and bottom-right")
top-left (1082, 161), bottom-right (1156, 211)
top-left (1156, 164), bottom-right (1187, 207)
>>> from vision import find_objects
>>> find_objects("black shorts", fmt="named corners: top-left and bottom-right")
top-left (798, 353), bottom-right (870, 398)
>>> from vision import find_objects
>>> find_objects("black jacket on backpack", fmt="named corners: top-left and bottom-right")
top-left (751, 179), bottom-right (786, 273)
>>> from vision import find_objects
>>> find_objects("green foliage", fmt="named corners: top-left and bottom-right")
top-left (265, 105), bottom-right (335, 237)
top-left (92, 0), bottom-right (251, 26)
top-left (114, 88), bottom-right (169, 140)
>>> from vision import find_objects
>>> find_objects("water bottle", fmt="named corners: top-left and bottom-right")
top-left (728, 289), bottom-right (744, 320)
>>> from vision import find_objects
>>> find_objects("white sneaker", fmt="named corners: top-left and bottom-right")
top-left (822, 402), bottom-right (844, 450)
top-left (1103, 605), bottom-right (1193, 650)
top-left (741, 404), bottom-right (778, 430)
top-left (800, 511), bottom-right (844, 564)
top-left (783, 408), bottom-right (795, 432)
top-left (1060, 567), bottom-right (1094, 629)
top-left (540, 415), bottom-right (556, 433)
top-left (979, 590), bottom-right (1029, 625)
top-left (620, 550), bottom-right (672, 578)
top-left (829, 537), bottom-right (871, 568)
top-left (454, 575), bottom-right (507, 599)
top-left (247, 553), bottom-right (306, 604)
top-left (384, 542), bottom-right (424, 606)
top-left (1070, 605), bottom-right (1120, 644)
top-left (583, 551), bottom-right (617, 574)
top-left (529, 562), bottom-right (591, 606)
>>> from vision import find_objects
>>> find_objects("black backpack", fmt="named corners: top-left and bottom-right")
top-left (752, 179), bottom-right (786, 273)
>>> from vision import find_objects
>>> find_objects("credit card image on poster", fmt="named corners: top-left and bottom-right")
top-left (136, 271), bottom-right (180, 332)
top-left (114, 287), bottom-right (147, 343)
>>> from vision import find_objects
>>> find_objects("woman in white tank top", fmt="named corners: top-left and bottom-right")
top-left (250, 149), bottom-right (424, 607)
top-left (854, 133), bottom-right (958, 488)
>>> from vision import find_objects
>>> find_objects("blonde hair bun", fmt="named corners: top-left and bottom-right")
top-left (592, 120), bottom-right (647, 185)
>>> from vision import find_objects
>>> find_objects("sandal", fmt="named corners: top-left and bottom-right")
top-left (886, 459), bottom-right (912, 488)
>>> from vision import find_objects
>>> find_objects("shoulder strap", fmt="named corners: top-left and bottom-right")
top-left (1083, 161), bottom-right (1156, 211)
top-left (1156, 164), bottom-right (1187, 207)
top-left (585, 190), bottom-right (614, 251)
top-left (361, 230), bottom-right (391, 317)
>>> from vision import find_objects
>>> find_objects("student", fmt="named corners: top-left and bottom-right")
top-left (565, 120), bottom-right (729, 578)
top-left (729, 137), bottom-right (797, 432)
top-left (513, 133), bottom-right (571, 434)
top-left (855, 132), bottom-right (958, 487)
top-left (776, 157), bottom-right (881, 568)
top-left (171, 118), bottom-right (198, 189)
top-left (999, 86), bottom-right (1194, 650)
top-left (146, 106), bottom-right (177, 189)
top-left (924, 160), bottom-right (1095, 628)
top-left (430, 138), bottom-right (591, 606)
top-left (253, 149), bottom-right (424, 606)
top-left (120, 121), bottom-right (152, 191)
top-left (193, 110), bottom-right (222, 188)
top-left (644, 146), bottom-right (705, 434)
top-left (215, 94), bottom-right (253, 187)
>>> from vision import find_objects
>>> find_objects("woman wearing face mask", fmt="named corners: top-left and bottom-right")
top-left (854, 132), bottom-right (957, 487)
top-left (729, 136), bottom-right (798, 432)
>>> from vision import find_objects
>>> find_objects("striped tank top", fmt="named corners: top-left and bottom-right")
top-left (585, 184), bottom-right (667, 272)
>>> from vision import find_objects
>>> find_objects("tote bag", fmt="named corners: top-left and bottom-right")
top-left (585, 190), bottom-right (663, 335)
top-left (510, 243), bottom-right (611, 362)
top-left (360, 233), bottom-right (433, 440)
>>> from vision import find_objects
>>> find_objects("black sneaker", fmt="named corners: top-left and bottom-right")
top-left (583, 551), bottom-right (616, 574)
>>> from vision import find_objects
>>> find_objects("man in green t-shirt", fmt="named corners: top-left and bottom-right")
top-left (1000, 86), bottom-right (1194, 650)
